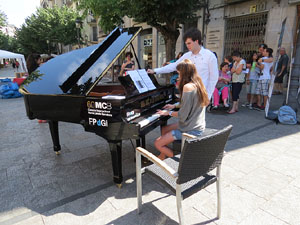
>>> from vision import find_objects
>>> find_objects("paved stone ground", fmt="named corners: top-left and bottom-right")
top-left (0, 66), bottom-right (300, 225)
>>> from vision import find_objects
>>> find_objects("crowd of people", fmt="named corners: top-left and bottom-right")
top-left (213, 44), bottom-right (289, 113)
top-left (147, 27), bottom-right (289, 160)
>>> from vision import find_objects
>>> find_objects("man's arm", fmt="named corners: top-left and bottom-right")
top-left (147, 53), bottom-right (186, 74)
top-left (206, 54), bottom-right (219, 99)
top-left (277, 65), bottom-right (286, 76)
top-left (258, 57), bottom-right (273, 63)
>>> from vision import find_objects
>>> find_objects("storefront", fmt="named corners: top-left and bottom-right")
top-left (138, 29), bottom-right (153, 69)
top-left (224, 12), bottom-right (268, 59)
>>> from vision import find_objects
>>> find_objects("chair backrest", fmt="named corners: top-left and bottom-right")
top-left (176, 125), bottom-right (233, 184)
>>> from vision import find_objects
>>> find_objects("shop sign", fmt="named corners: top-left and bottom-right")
top-left (249, 1), bottom-right (266, 13)
top-left (144, 39), bottom-right (152, 47)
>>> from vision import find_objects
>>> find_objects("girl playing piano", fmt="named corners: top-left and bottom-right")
top-left (155, 59), bottom-right (209, 160)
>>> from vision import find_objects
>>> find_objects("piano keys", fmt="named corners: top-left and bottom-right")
top-left (20, 27), bottom-right (176, 186)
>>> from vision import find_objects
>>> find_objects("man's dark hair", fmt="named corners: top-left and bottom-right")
top-left (125, 52), bottom-right (133, 58)
top-left (232, 50), bottom-right (242, 58)
top-left (183, 28), bottom-right (202, 43)
top-left (259, 43), bottom-right (268, 49)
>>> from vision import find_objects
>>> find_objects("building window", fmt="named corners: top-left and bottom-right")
top-left (92, 26), bottom-right (97, 42)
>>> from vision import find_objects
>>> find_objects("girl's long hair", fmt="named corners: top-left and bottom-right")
top-left (176, 59), bottom-right (209, 107)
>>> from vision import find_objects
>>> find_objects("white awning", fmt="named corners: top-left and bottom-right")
top-left (0, 49), bottom-right (27, 72)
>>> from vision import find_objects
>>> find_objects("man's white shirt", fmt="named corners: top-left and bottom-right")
top-left (154, 47), bottom-right (219, 99)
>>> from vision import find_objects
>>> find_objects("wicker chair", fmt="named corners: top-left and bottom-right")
top-left (136, 125), bottom-right (233, 225)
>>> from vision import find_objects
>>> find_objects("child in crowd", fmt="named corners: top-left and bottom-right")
top-left (224, 55), bottom-right (233, 70)
top-left (212, 62), bottom-right (231, 109)
top-left (255, 48), bottom-right (273, 110)
top-left (228, 51), bottom-right (246, 114)
top-left (155, 59), bottom-right (209, 160)
top-left (246, 51), bottom-right (260, 109)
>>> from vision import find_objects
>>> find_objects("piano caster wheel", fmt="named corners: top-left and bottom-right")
top-left (55, 151), bottom-right (61, 155)
top-left (116, 183), bottom-right (122, 189)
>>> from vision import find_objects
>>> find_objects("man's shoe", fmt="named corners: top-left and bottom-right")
top-left (248, 104), bottom-right (253, 110)
top-left (253, 105), bottom-right (262, 111)
top-left (241, 102), bottom-right (250, 107)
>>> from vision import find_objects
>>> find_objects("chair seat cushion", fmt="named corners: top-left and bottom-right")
top-left (145, 155), bottom-right (217, 199)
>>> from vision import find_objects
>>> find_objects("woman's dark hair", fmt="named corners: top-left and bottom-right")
top-left (220, 62), bottom-right (229, 70)
top-left (232, 50), bottom-right (241, 58)
top-left (265, 48), bottom-right (273, 57)
top-left (225, 55), bottom-right (233, 63)
top-left (26, 54), bottom-right (41, 75)
top-left (176, 52), bottom-right (184, 60)
top-left (176, 59), bottom-right (209, 107)
top-left (125, 52), bottom-right (133, 58)
top-left (183, 28), bottom-right (202, 43)
top-left (248, 51), bottom-right (258, 64)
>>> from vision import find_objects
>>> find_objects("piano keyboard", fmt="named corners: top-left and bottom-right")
top-left (138, 110), bottom-right (172, 128)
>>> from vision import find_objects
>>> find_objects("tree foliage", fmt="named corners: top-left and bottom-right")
top-left (77, 0), bottom-right (206, 61)
top-left (77, 0), bottom-right (124, 33)
top-left (0, 32), bottom-right (23, 53)
top-left (0, 10), bottom-right (24, 53)
top-left (16, 6), bottom-right (81, 55)
top-left (0, 10), bottom-right (7, 26)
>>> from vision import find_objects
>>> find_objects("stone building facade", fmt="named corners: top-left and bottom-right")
top-left (206, 0), bottom-right (299, 63)
top-left (40, 0), bottom-right (300, 69)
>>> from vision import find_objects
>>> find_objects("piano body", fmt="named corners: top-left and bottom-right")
top-left (20, 27), bottom-right (176, 186)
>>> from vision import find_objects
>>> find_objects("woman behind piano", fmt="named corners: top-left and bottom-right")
top-left (155, 59), bottom-right (209, 160)
top-left (120, 52), bottom-right (135, 76)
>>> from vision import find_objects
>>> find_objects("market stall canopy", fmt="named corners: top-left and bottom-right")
top-left (0, 50), bottom-right (27, 72)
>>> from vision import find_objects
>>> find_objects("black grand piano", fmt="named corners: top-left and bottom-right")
top-left (20, 27), bottom-right (176, 186)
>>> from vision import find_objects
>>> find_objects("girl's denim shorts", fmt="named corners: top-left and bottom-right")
top-left (171, 129), bottom-right (203, 140)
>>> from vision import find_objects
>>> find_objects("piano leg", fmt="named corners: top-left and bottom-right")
top-left (108, 141), bottom-right (123, 187)
top-left (135, 136), bottom-right (145, 148)
top-left (48, 120), bottom-right (61, 155)
top-left (141, 136), bottom-right (146, 148)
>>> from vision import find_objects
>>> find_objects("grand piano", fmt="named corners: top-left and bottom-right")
top-left (20, 27), bottom-right (176, 186)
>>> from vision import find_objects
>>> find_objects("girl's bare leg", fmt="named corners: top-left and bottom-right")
top-left (161, 123), bottom-right (178, 135)
top-left (155, 131), bottom-right (176, 160)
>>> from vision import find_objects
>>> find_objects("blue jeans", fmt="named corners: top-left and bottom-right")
top-left (171, 129), bottom-right (203, 140)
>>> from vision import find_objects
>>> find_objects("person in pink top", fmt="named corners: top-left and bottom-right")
top-left (212, 62), bottom-right (231, 108)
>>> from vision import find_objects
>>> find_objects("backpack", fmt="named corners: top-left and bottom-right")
top-left (278, 105), bottom-right (298, 125)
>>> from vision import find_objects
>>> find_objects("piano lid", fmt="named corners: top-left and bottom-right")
top-left (22, 27), bottom-right (142, 95)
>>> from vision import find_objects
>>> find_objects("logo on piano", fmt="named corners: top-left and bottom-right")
top-left (89, 118), bottom-right (108, 127)
top-left (87, 101), bottom-right (112, 110)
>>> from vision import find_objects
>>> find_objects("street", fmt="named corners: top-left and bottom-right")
top-left (0, 66), bottom-right (300, 225)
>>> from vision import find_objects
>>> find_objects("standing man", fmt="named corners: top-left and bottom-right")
top-left (273, 47), bottom-right (289, 95)
top-left (258, 43), bottom-right (273, 63)
top-left (147, 28), bottom-right (218, 99)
